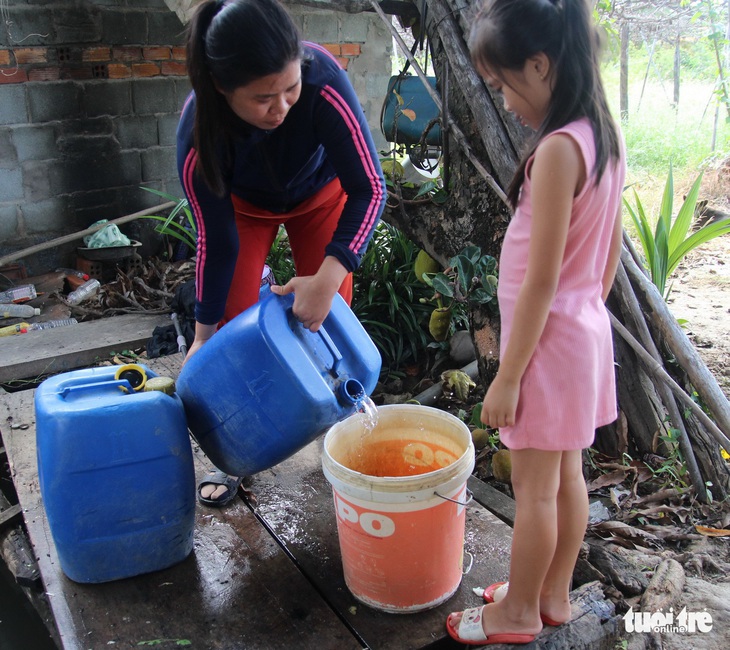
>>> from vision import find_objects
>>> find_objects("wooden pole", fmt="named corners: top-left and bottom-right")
top-left (0, 202), bottom-right (177, 269)
top-left (609, 312), bottom-right (730, 457)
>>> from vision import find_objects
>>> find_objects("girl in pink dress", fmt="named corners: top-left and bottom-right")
top-left (446, 0), bottom-right (626, 645)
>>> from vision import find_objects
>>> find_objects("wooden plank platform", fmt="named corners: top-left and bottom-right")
top-left (0, 313), bottom-right (170, 384)
top-left (0, 354), bottom-right (523, 650)
top-left (0, 322), bottom-right (623, 650)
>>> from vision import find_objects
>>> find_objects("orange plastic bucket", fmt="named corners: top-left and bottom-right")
top-left (322, 404), bottom-right (475, 613)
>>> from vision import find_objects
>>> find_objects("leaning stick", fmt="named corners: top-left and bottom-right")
top-left (0, 201), bottom-right (177, 268)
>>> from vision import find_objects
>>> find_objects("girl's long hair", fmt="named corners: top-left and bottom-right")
top-left (186, 0), bottom-right (303, 195)
top-left (468, 0), bottom-right (620, 208)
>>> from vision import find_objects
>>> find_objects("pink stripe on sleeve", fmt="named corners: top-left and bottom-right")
top-left (320, 85), bottom-right (383, 253)
top-left (181, 93), bottom-right (194, 116)
top-left (304, 41), bottom-right (341, 67)
top-left (182, 149), bottom-right (206, 302)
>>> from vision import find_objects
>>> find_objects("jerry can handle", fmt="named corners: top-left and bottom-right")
top-left (317, 324), bottom-right (343, 374)
top-left (58, 379), bottom-right (136, 398)
top-left (287, 303), bottom-right (343, 374)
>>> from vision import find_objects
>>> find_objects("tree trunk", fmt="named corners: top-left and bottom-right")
top-left (673, 32), bottom-right (681, 109)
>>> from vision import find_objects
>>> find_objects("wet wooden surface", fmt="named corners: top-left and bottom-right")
top-left (0, 354), bottom-right (518, 650)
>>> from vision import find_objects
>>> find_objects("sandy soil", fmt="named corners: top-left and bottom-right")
top-left (666, 235), bottom-right (730, 401)
top-left (659, 235), bottom-right (730, 650)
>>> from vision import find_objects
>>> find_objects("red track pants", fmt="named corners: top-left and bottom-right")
top-left (223, 178), bottom-right (352, 325)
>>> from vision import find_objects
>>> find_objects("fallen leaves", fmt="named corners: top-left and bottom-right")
top-left (695, 524), bottom-right (730, 537)
top-left (588, 520), bottom-right (662, 549)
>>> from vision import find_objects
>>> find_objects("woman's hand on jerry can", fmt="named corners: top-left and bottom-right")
top-left (270, 278), bottom-right (334, 332)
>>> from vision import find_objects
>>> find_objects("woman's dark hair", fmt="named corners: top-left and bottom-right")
top-left (186, 0), bottom-right (303, 195)
top-left (468, 0), bottom-right (620, 208)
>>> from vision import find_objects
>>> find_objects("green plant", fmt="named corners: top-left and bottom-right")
top-left (654, 425), bottom-right (690, 487)
top-left (351, 221), bottom-right (434, 372)
top-left (140, 188), bottom-right (197, 252)
top-left (420, 245), bottom-right (499, 340)
top-left (623, 167), bottom-right (730, 299)
top-left (265, 225), bottom-right (296, 285)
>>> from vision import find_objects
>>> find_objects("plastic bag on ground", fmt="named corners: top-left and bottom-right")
top-left (83, 221), bottom-right (131, 248)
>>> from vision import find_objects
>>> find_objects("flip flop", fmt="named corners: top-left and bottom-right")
top-left (197, 470), bottom-right (243, 507)
top-left (482, 581), bottom-right (509, 604)
top-left (480, 581), bottom-right (565, 627)
top-left (445, 606), bottom-right (536, 646)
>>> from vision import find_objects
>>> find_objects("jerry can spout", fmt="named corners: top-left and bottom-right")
top-left (338, 378), bottom-right (366, 406)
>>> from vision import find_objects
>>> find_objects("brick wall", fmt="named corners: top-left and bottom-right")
top-left (0, 0), bottom-right (391, 274)
top-left (0, 0), bottom-right (189, 272)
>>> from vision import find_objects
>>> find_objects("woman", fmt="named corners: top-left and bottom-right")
top-left (178, 0), bottom-right (386, 506)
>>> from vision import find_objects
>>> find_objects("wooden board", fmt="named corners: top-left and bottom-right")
top-left (0, 313), bottom-right (170, 384)
top-left (246, 439), bottom-right (514, 650)
top-left (1, 351), bottom-right (618, 649)
top-left (0, 387), bottom-right (361, 650)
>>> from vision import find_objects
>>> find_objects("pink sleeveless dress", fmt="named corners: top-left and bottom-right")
top-left (497, 118), bottom-right (626, 451)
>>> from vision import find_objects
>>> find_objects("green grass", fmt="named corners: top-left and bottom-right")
top-left (603, 67), bottom-right (730, 179)
top-left (601, 46), bottom-right (730, 220)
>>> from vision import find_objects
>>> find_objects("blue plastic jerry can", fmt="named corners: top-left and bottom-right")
top-left (176, 292), bottom-right (381, 476)
top-left (34, 364), bottom-right (195, 583)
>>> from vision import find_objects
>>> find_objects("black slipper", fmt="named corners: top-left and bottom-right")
top-left (197, 470), bottom-right (243, 507)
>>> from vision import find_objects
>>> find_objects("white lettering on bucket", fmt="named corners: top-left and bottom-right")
top-left (336, 499), bottom-right (359, 523)
top-left (335, 495), bottom-right (396, 538)
top-left (360, 512), bottom-right (396, 537)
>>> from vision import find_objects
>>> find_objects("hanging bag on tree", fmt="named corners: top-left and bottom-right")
top-left (380, 73), bottom-right (441, 147)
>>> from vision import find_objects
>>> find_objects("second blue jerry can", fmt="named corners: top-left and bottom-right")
top-left (35, 364), bottom-right (195, 583)
top-left (176, 292), bottom-right (381, 476)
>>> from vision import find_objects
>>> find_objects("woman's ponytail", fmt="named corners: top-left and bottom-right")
top-left (186, 0), bottom-right (231, 196)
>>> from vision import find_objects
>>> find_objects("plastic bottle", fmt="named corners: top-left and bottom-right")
top-left (67, 279), bottom-right (101, 305)
top-left (55, 268), bottom-right (90, 280)
top-left (1, 304), bottom-right (41, 319)
top-left (0, 322), bottom-right (29, 337)
top-left (261, 264), bottom-right (275, 288)
top-left (0, 284), bottom-right (37, 303)
top-left (28, 319), bottom-right (78, 331)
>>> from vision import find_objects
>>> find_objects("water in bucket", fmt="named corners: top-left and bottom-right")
top-left (322, 404), bottom-right (475, 613)
top-left (345, 434), bottom-right (459, 477)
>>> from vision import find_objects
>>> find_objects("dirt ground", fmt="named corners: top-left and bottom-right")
top-left (667, 234), bottom-right (730, 401)
top-left (654, 234), bottom-right (730, 650)
top-left (601, 231), bottom-right (730, 650)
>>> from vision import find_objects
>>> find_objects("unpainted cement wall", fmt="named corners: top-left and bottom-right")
top-left (0, 0), bottom-right (391, 274)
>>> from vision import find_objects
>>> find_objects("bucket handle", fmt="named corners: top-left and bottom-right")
top-left (434, 487), bottom-right (473, 507)
top-left (463, 550), bottom-right (474, 575)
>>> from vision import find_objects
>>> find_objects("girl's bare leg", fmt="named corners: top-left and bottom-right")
top-left (539, 449), bottom-right (587, 624)
top-left (450, 448), bottom-right (562, 637)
